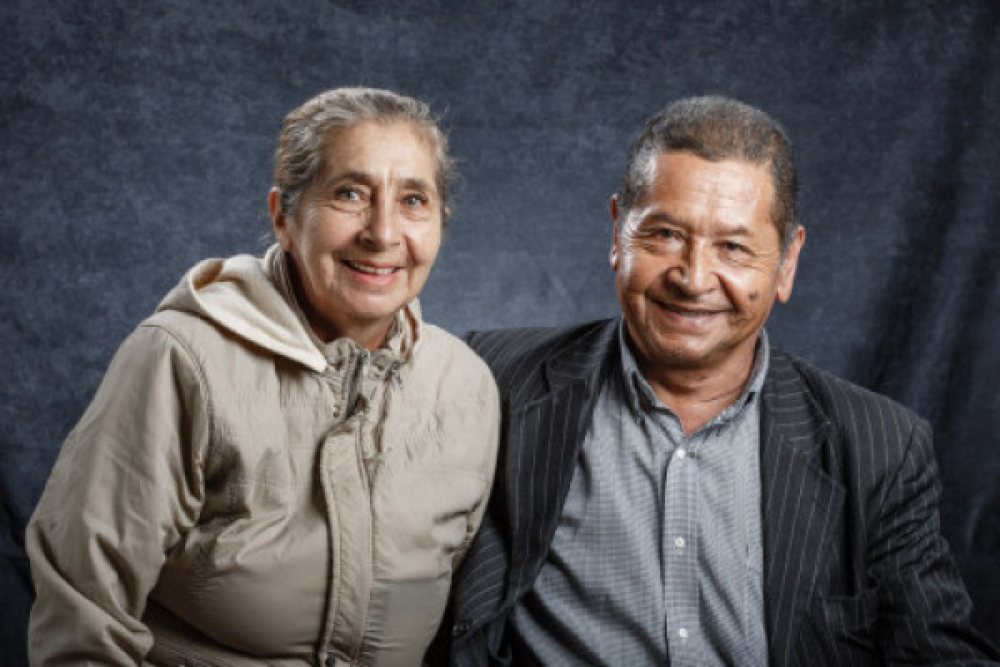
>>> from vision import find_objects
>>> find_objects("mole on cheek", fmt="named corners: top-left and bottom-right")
top-left (748, 292), bottom-right (759, 301)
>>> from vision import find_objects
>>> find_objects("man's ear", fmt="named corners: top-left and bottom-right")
top-left (776, 225), bottom-right (805, 303)
top-left (269, 188), bottom-right (292, 250)
top-left (610, 195), bottom-right (621, 270)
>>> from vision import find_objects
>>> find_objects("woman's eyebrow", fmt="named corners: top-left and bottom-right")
top-left (321, 170), bottom-right (374, 187)
top-left (399, 176), bottom-right (434, 192)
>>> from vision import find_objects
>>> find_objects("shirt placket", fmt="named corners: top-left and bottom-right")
top-left (661, 421), bottom-right (702, 666)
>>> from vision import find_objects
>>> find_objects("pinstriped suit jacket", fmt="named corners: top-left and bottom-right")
top-left (434, 318), bottom-right (998, 666)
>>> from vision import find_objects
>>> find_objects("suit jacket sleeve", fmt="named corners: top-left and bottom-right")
top-left (870, 417), bottom-right (998, 663)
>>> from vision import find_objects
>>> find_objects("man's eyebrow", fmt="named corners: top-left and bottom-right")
top-left (643, 211), bottom-right (755, 238)
top-left (643, 211), bottom-right (685, 226)
top-left (715, 224), bottom-right (753, 238)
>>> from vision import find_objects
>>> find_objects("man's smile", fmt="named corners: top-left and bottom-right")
top-left (652, 298), bottom-right (729, 318)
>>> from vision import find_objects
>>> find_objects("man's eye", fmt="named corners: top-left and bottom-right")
top-left (402, 193), bottom-right (427, 207)
top-left (722, 241), bottom-right (748, 255)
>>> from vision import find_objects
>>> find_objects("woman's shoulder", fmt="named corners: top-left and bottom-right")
top-left (412, 322), bottom-right (498, 399)
top-left (136, 308), bottom-right (234, 358)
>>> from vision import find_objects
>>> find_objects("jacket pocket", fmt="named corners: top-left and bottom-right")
top-left (791, 587), bottom-right (883, 666)
top-left (820, 586), bottom-right (880, 631)
top-left (371, 464), bottom-right (487, 580)
top-left (796, 586), bottom-right (883, 664)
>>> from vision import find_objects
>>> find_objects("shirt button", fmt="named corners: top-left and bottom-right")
top-left (674, 537), bottom-right (685, 548)
top-left (676, 448), bottom-right (687, 460)
top-left (678, 628), bottom-right (689, 639)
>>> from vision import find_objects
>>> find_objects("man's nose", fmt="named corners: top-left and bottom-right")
top-left (668, 243), bottom-right (713, 294)
top-left (361, 196), bottom-right (401, 248)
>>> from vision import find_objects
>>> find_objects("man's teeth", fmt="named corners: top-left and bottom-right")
top-left (348, 261), bottom-right (396, 275)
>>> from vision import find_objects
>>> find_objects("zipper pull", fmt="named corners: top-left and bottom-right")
top-left (346, 349), bottom-right (370, 417)
top-left (388, 361), bottom-right (403, 388)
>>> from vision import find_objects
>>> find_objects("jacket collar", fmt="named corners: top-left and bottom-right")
top-left (760, 345), bottom-right (832, 453)
top-left (540, 318), bottom-right (621, 395)
top-left (502, 319), bottom-right (620, 605)
top-left (759, 345), bottom-right (842, 666)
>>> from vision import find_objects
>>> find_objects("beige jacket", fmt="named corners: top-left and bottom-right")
top-left (27, 246), bottom-right (500, 666)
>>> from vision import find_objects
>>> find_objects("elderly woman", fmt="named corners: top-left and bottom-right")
top-left (26, 88), bottom-right (499, 666)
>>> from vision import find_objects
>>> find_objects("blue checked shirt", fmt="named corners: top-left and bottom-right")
top-left (510, 326), bottom-right (769, 666)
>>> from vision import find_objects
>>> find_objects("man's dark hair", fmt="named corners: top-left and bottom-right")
top-left (616, 96), bottom-right (798, 247)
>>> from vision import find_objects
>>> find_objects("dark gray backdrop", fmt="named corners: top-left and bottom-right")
top-left (3, 1), bottom-right (998, 662)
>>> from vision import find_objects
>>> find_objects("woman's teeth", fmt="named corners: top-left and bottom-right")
top-left (347, 261), bottom-right (396, 275)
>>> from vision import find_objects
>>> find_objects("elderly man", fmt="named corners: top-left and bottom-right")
top-left (434, 97), bottom-right (999, 666)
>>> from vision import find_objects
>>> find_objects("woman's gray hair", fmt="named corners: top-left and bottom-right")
top-left (273, 87), bottom-right (455, 219)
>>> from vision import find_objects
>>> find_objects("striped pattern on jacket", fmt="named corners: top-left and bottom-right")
top-left (432, 319), bottom-right (998, 666)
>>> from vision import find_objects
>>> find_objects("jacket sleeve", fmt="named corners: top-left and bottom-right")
top-left (873, 417), bottom-right (1000, 663)
top-left (26, 324), bottom-right (211, 665)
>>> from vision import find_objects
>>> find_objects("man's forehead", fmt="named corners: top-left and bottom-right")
top-left (640, 152), bottom-right (771, 204)
top-left (655, 150), bottom-right (768, 180)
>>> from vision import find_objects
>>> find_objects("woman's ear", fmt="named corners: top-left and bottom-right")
top-left (269, 188), bottom-right (292, 250)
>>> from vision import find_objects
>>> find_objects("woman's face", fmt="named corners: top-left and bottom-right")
top-left (271, 120), bottom-right (443, 349)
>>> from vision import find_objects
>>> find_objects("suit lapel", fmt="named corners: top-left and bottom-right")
top-left (503, 320), bottom-right (619, 606)
top-left (760, 348), bottom-right (844, 667)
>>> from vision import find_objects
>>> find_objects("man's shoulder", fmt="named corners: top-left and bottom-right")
top-left (768, 345), bottom-right (925, 432)
top-left (466, 319), bottom-right (615, 362)
top-left (465, 318), bottom-right (618, 389)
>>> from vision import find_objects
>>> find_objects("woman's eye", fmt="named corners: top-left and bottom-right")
top-left (336, 188), bottom-right (362, 201)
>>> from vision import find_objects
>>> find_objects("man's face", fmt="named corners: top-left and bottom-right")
top-left (271, 120), bottom-right (443, 348)
top-left (611, 151), bottom-right (804, 376)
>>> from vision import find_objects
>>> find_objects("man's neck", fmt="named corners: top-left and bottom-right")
top-left (635, 342), bottom-right (759, 436)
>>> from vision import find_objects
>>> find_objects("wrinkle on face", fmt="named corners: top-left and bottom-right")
top-left (611, 151), bottom-right (803, 383)
top-left (270, 120), bottom-right (443, 348)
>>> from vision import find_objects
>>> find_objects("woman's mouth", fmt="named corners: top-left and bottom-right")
top-left (344, 260), bottom-right (399, 275)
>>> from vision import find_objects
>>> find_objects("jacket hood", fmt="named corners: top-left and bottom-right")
top-left (156, 244), bottom-right (420, 373)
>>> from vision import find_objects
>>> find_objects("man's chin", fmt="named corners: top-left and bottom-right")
top-left (634, 336), bottom-right (719, 371)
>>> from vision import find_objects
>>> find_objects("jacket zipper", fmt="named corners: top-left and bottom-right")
top-left (345, 349), bottom-right (370, 417)
top-left (387, 361), bottom-right (403, 388)
top-left (351, 346), bottom-right (375, 666)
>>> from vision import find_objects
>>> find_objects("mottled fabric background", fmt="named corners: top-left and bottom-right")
top-left (2, 1), bottom-right (998, 662)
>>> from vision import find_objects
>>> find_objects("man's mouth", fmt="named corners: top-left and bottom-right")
top-left (656, 301), bottom-right (725, 317)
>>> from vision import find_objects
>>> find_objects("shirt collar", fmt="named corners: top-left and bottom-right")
top-left (617, 321), bottom-right (770, 424)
